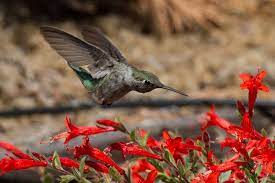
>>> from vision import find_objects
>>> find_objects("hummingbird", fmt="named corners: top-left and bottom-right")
top-left (40, 26), bottom-right (188, 105)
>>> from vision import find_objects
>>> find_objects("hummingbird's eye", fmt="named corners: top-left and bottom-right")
top-left (143, 80), bottom-right (151, 85)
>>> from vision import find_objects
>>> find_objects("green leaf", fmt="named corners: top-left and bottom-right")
top-left (164, 149), bottom-right (176, 167)
top-left (147, 159), bottom-right (164, 172)
top-left (244, 168), bottom-right (257, 183)
top-left (59, 175), bottom-right (76, 183)
top-left (130, 129), bottom-right (144, 146)
top-left (109, 167), bottom-right (122, 182)
top-left (72, 168), bottom-right (81, 179)
top-left (140, 131), bottom-right (150, 147)
top-left (52, 151), bottom-right (63, 170)
top-left (255, 165), bottom-right (262, 176)
top-left (261, 129), bottom-right (267, 137)
top-left (114, 117), bottom-right (122, 123)
top-left (269, 174), bottom-right (275, 181)
top-left (158, 172), bottom-right (178, 183)
top-left (219, 170), bottom-right (231, 182)
top-left (79, 156), bottom-right (87, 176)
top-left (177, 160), bottom-right (186, 177)
top-left (184, 156), bottom-right (191, 170)
top-left (130, 130), bottom-right (136, 142)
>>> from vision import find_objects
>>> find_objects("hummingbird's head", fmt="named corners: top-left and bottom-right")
top-left (132, 69), bottom-right (188, 96)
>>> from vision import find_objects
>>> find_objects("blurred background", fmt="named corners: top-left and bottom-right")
top-left (0, 0), bottom-right (275, 164)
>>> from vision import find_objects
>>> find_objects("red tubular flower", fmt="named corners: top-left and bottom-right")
top-left (236, 100), bottom-right (246, 116)
top-left (0, 157), bottom-right (47, 175)
top-left (131, 159), bottom-right (156, 173)
top-left (191, 171), bottom-right (220, 183)
top-left (50, 116), bottom-right (116, 144)
top-left (248, 138), bottom-right (271, 157)
top-left (252, 150), bottom-right (275, 174)
top-left (105, 142), bottom-right (162, 160)
top-left (73, 137), bottom-right (125, 175)
top-left (96, 119), bottom-right (127, 133)
top-left (31, 152), bottom-right (46, 161)
top-left (240, 112), bottom-right (253, 133)
top-left (0, 141), bottom-right (32, 159)
top-left (163, 135), bottom-right (201, 162)
top-left (201, 106), bottom-right (232, 131)
top-left (220, 138), bottom-right (249, 159)
top-left (201, 161), bottom-right (246, 183)
top-left (139, 129), bottom-right (161, 150)
top-left (85, 161), bottom-right (109, 174)
top-left (209, 161), bottom-right (246, 172)
top-left (131, 159), bottom-right (157, 183)
top-left (144, 170), bottom-right (158, 183)
top-left (132, 173), bottom-right (144, 183)
top-left (49, 156), bottom-right (89, 171)
top-left (240, 70), bottom-right (269, 117)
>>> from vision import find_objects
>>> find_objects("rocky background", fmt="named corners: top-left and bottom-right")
top-left (0, 0), bottom-right (274, 150)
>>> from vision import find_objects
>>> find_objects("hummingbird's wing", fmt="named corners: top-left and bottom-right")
top-left (81, 26), bottom-right (128, 64)
top-left (40, 26), bottom-right (115, 79)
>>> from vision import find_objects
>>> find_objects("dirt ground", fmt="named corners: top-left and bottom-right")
top-left (0, 4), bottom-right (274, 149)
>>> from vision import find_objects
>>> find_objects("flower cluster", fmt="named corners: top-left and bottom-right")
top-left (0, 69), bottom-right (274, 183)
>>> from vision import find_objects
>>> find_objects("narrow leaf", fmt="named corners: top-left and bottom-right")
top-left (59, 175), bottom-right (76, 183)
top-left (164, 149), bottom-right (176, 167)
top-left (79, 156), bottom-right (87, 176)
top-left (109, 167), bottom-right (122, 182)
top-left (52, 151), bottom-right (63, 170)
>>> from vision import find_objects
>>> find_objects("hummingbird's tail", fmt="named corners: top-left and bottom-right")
top-left (68, 63), bottom-right (99, 91)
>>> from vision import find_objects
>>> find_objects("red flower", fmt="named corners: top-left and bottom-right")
top-left (199, 161), bottom-right (246, 183)
top-left (0, 141), bottom-right (32, 159)
top-left (73, 137), bottom-right (125, 175)
top-left (96, 119), bottom-right (127, 133)
top-left (240, 70), bottom-right (269, 117)
top-left (201, 107), bottom-right (261, 140)
top-left (201, 106), bottom-right (232, 131)
top-left (252, 150), bottom-right (275, 174)
top-left (49, 156), bottom-right (89, 171)
top-left (240, 112), bottom-right (253, 133)
top-left (144, 170), bottom-right (158, 183)
top-left (86, 161), bottom-right (109, 174)
top-left (105, 142), bottom-right (162, 160)
top-left (50, 116), bottom-right (116, 144)
top-left (131, 159), bottom-right (156, 173)
top-left (0, 142), bottom-right (48, 175)
top-left (139, 129), bottom-right (161, 150)
top-left (220, 138), bottom-right (249, 159)
top-left (163, 134), bottom-right (201, 161)
top-left (191, 171), bottom-right (220, 183)
top-left (31, 152), bottom-right (46, 161)
top-left (0, 157), bottom-right (47, 175)
top-left (230, 169), bottom-right (246, 182)
top-left (236, 100), bottom-right (246, 116)
top-left (131, 159), bottom-right (157, 183)
top-left (209, 161), bottom-right (246, 172)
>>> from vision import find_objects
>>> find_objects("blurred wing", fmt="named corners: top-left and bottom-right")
top-left (81, 26), bottom-right (128, 64)
top-left (40, 26), bottom-right (114, 79)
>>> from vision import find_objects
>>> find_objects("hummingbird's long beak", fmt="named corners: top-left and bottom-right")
top-left (161, 85), bottom-right (188, 96)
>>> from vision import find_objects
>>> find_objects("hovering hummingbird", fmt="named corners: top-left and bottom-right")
top-left (40, 26), bottom-right (188, 105)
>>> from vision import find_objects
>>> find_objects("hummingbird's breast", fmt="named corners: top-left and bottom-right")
top-left (91, 64), bottom-right (133, 104)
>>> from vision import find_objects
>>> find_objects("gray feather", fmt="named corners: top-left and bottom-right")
top-left (81, 26), bottom-right (127, 64)
top-left (40, 26), bottom-right (114, 79)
